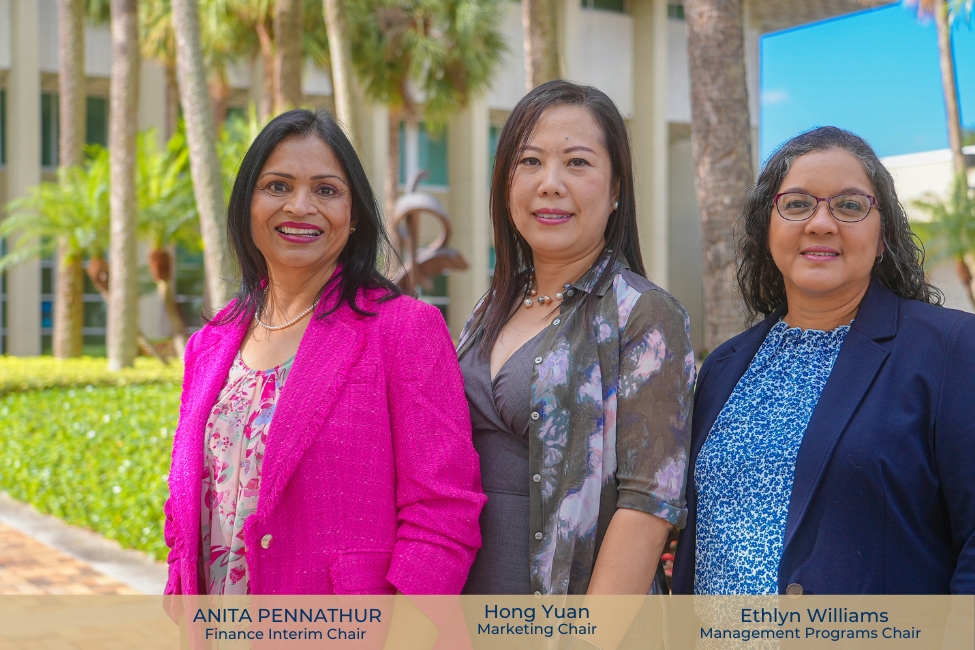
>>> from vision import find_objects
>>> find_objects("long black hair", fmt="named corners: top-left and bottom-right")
top-left (465, 80), bottom-right (645, 358)
top-left (214, 109), bottom-right (400, 325)
top-left (737, 126), bottom-right (943, 319)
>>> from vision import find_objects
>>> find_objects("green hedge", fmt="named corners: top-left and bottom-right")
top-left (0, 356), bottom-right (183, 396)
top-left (0, 357), bottom-right (183, 561)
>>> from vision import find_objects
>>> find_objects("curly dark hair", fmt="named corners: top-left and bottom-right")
top-left (737, 126), bottom-right (943, 319)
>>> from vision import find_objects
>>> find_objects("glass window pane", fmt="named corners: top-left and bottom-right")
top-left (1, 89), bottom-right (6, 165)
top-left (86, 97), bottom-right (109, 147)
top-left (41, 93), bottom-right (59, 167)
top-left (582, 0), bottom-right (625, 11)
top-left (83, 300), bottom-right (107, 328)
top-left (418, 123), bottom-right (448, 187)
top-left (667, 3), bottom-right (685, 19)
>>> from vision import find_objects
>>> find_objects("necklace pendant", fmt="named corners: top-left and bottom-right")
top-left (523, 298), bottom-right (533, 307)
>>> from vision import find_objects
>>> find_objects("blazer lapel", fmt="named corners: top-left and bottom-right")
top-left (256, 302), bottom-right (364, 516)
top-left (782, 281), bottom-right (897, 549)
top-left (172, 315), bottom-right (249, 541)
top-left (691, 313), bottom-right (780, 462)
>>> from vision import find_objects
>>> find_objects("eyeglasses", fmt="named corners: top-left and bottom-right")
top-left (773, 192), bottom-right (878, 223)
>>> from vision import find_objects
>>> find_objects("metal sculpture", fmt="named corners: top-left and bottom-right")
top-left (389, 170), bottom-right (469, 291)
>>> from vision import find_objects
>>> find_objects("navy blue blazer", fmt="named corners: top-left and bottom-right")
top-left (672, 279), bottom-right (975, 594)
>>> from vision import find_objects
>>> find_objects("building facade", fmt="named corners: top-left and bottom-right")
top-left (0, 0), bottom-right (891, 355)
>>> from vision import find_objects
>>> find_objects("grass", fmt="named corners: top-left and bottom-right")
top-left (0, 357), bottom-right (182, 560)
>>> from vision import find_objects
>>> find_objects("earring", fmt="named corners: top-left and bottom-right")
top-left (613, 201), bottom-right (619, 211)
top-left (350, 226), bottom-right (356, 234)
top-left (876, 251), bottom-right (884, 264)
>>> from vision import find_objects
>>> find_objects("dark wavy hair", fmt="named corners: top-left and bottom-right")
top-left (464, 80), bottom-right (645, 358)
top-left (213, 109), bottom-right (400, 325)
top-left (737, 126), bottom-right (942, 319)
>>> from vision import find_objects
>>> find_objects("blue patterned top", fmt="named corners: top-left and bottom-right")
top-left (694, 320), bottom-right (850, 594)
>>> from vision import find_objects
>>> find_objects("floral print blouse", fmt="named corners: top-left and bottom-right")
top-left (459, 256), bottom-right (696, 594)
top-left (694, 321), bottom-right (849, 594)
top-left (200, 352), bottom-right (294, 595)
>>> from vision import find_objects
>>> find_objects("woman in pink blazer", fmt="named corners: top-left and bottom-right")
top-left (164, 109), bottom-right (485, 596)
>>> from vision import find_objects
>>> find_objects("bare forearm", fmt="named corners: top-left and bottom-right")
top-left (587, 508), bottom-right (671, 595)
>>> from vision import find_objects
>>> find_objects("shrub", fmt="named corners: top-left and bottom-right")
top-left (0, 357), bottom-right (183, 560)
top-left (0, 356), bottom-right (182, 396)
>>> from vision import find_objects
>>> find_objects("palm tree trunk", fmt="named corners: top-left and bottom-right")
top-left (149, 248), bottom-right (187, 359)
top-left (55, 0), bottom-right (86, 358)
top-left (208, 72), bottom-right (230, 131)
top-left (386, 108), bottom-right (401, 233)
top-left (323, 0), bottom-right (360, 148)
top-left (933, 0), bottom-right (967, 175)
top-left (954, 255), bottom-right (975, 310)
top-left (107, 0), bottom-right (141, 371)
top-left (87, 256), bottom-right (168, 363)
top-left (685, 0), bottom-right (754, 352)
top-left (256, 20), bottom-right (275, 120)
top-left (171, 0), bottom-right (236, 309)
top-left (274, 0), bottom-right (303, 113)
top-left (55, 247), bottom-right (85, 358)
top-left (523, 0), bottom-right (559, 91)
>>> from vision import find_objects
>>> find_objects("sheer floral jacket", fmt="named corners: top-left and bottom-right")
top-left (459, 258), bottom-right (696, 594)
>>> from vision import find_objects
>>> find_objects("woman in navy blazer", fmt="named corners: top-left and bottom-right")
top-left (672, 127), bottom-right (975, 595)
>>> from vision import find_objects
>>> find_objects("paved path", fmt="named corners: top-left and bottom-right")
top-left (0, 493), bottom-right (166, 595)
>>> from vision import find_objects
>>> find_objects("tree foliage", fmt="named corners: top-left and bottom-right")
top-left (348, 0), bottom-right (507, 123)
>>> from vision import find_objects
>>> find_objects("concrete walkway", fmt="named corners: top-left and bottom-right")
top-left (0, 492), bottom-right (167, 595)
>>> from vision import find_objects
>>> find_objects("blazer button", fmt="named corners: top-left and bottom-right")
top-left (261, 534), bottom-right (273, 549)
top-left (786, 583), bottom-right (803, 596)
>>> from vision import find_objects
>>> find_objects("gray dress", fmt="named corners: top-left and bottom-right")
top-left (460, 330), bottom-right (546, 594)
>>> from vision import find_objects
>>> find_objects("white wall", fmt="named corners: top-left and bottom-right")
top-left (666, 18), bottom-right (690, 124)
top-left (0, 0), bottom-right (11, 70)
top-left (883, 146), bottom-right (975, 314)
top-left (563, 4), bottom-right (634, 118)
top-left (486, 1), bottom-right (526, 111)
top-left (35, 0), bottom-right (113, 77)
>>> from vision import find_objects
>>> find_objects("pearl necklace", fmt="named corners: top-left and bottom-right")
top-left (523, 269), bottom-right (571, 308)
top-left (255, 296), bottom-right (319, 331)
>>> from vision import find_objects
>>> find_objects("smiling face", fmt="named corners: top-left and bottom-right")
top-left (507, 104), bottom-right (618, 265)
top-left (768, 148), bottom-right (884, 307)
top-left (250, 135), bottom-right (352, 282)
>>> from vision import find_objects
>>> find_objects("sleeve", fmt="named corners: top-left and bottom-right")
top-left (935, 316), bottom-right (975, 594)
top-left (384, 302), bottom-right (487, 594)
top-left (163, 328), bottom-right (204, 596)
top-left (614, 290), bottom-right (697, 529)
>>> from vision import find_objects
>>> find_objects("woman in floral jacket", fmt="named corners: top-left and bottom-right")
top-left (458, 81), bottom-right (696, 597)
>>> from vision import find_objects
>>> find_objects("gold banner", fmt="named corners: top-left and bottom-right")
top-left (0, 595), bottom-right (971, 649)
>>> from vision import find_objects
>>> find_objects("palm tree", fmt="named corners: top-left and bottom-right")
top-left (274, 0), bottom-right (303, 112)
top-left (323, 0), bottom-right (360, 146)
top-left (140, 0), bottom-right (239, 134)
top-left (684, 0), bottom-right (754, 353)
top-left (523, 0), bottom-right (558, 90)
top-left (348, 0), bottom-right (506, 223)
top-left (136, 130), bottom-right (201, 359)
top-left (912, 173), bottom-right (975, 307)
top-left (911, 0), bottom-right (971, 176)
top-left (172, 0), bottom-right (237, 309)
top-left (108, 0), bottom-right (141, 371)
top-left (54, 0), bottom-right (88, 358)
top-left (0, 154), bottom-right (111, 351)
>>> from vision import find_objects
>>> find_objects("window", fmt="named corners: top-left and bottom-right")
top-left (86, 96), bottom-right (109, 147)
top-left (398, 122), bottom-right (449, 189)
top-left (581, 0), bottom-right (625, 12)
top-left (489, 125), bottom-right (501, 174)
top-left (41, 93), bottom-right (59, 167)
top-left (667, 3), bottom-right (685, 20)
top-left (1, 89), bottom-right (6, 165)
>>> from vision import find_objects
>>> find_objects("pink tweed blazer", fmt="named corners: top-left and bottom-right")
top-left (163, 289), bottom-right (485, 595)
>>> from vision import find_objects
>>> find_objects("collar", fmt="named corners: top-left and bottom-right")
top-left (569, 250), bottom-right (627, 298)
